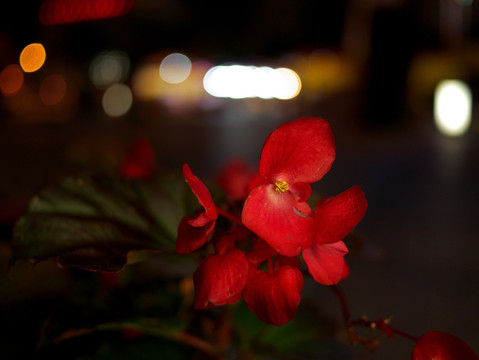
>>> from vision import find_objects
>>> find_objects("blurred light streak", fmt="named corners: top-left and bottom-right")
top-left (39, 0), bottom-right (133, 25)
top-left (19, 43), bottom-right (46, 73)
top-left (434, 79), bottom-right (471, 137)
top-left (39, 74), bottom-right (67, 105)
top-left (159, 53), bottom-right (192, 84)
top-left (89, 51), bottom-right (130, 88)
top-left (0, 65), bottom-right (24, 96)
top-left (203, 65), bottom-right (301, 99)
top-left (102, 83), bottom-right (133, 117)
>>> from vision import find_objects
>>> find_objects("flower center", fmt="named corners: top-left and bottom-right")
top-left (274, 180), bottom-right (289, 193)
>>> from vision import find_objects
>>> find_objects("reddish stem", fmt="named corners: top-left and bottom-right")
top-left (216, 206), bottom-right (243, 226)
top-left (330, 285), bottom-right (419, 349)
top-left (386, 324), bottom-right (419, 342)
top-left (330, 284), bottom-right (351, 322)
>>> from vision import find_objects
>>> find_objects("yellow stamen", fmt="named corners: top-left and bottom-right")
top-left (275, 180), bottom-right (289, 193)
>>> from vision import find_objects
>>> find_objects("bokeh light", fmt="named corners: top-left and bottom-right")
top-left (434, 79), bottom-right (472, 137)
top-left (89, 51), bottom-right (130, 88)
top-left (102, 83), bottom-right (133, 117)
top-left (39, 0), bottom-right (134, 25)
top-left (203, 65), bottom-right (301, 99)
top-left (0, 64), bottom-right (24, 96)
top-left (19, 43), bottom-right (46, 73)
top-left (159, 53), bottom-right (192, 84)
top-left (270, 68), bottom-right (302, 99)
top-left (132, 63), bottom-right (164, 101)
top-left (39, 74), bottom-right (67, 105)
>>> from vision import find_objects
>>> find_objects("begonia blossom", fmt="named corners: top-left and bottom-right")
top-left (241, 117), bottom-right (367, 286)
top-left (242, 117), bottom-right (336, 256)
top-left (176, 117), bottom-right (368, 327)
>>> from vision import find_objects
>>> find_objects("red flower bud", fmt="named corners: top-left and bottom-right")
top-left (412, 331), bottom-right (479, 360)
top-left (242, 266), bottom-right (303, 326)
top-left (193, 249), bottom-right (249, 309)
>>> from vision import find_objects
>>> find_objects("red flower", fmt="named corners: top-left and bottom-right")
top-left (242, 118), bottom-right (335, 257)
top-left (412, 331), bottom-right (479, 360)
top-left (120, 135), bottom-right (156, 179)
top-left (241, 117), bottom-right (367, 286)
top-left (193, 249), bottom-right (249, 309)
top-left (242, 265), bottom-right (304, 326)
top-left (176, 117), bottom-right (368, 326)
top-left (176, 164), bottom-right (218, 254)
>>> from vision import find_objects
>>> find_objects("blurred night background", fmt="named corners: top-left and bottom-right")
top-left (1, 0), bottom-right (479, 359)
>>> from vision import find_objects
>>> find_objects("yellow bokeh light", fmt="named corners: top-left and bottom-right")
top-left (19, 43), bottom-right (47, 73)
top-left (132, 63), bottom-right (165, 100)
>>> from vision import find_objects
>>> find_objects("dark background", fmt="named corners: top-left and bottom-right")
top-left (1, 1), bottom-right (479, 359)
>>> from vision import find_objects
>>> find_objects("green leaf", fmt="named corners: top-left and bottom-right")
top-left (10, 174), bottom-right (195, 272)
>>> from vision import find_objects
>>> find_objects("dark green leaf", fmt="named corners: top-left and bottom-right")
top-left (10, 174), bottom-right (195, 272)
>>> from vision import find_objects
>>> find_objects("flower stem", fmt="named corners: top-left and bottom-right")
top-left (330, 285), bottom-right (419, 350)
top-left (216, 206), bottom-right (243, 226)
top-left (385, 324), bottom-right (419, 342)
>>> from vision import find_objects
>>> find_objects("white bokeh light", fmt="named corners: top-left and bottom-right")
top-left (102, 83), bottom-right (133, 117)
top-left (89, 51), bottom-right (130, 88)
top-left (203, 65), bottom-right (301, 100)
top-left (434, 80), bottom-right (472, 137)
top-left (159, 53), bottom-right (192, 84)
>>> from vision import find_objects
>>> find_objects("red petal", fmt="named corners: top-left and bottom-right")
top-left (412, 331), bottom-right (479, 360)
top-left (314, 185), bottom-right (367, 244)
top-left (182, 164), bottom-right (217, 227)
top-left (242, 266), bottom-right (303, 326)
top-left (242, 183), bottom-right (314, 256)
top-left (258, 117), bottom-right (335, 184)
top-left (247, 174), bottom-right (269, 194)
top-left (303, 241), bottom-right (349, 285)
top-left (193, 249), bottom-right (249, 309)
top-left (176, 214), bottom-right (215, 254)
top-left (289, 182), bottom-right (311, 202)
